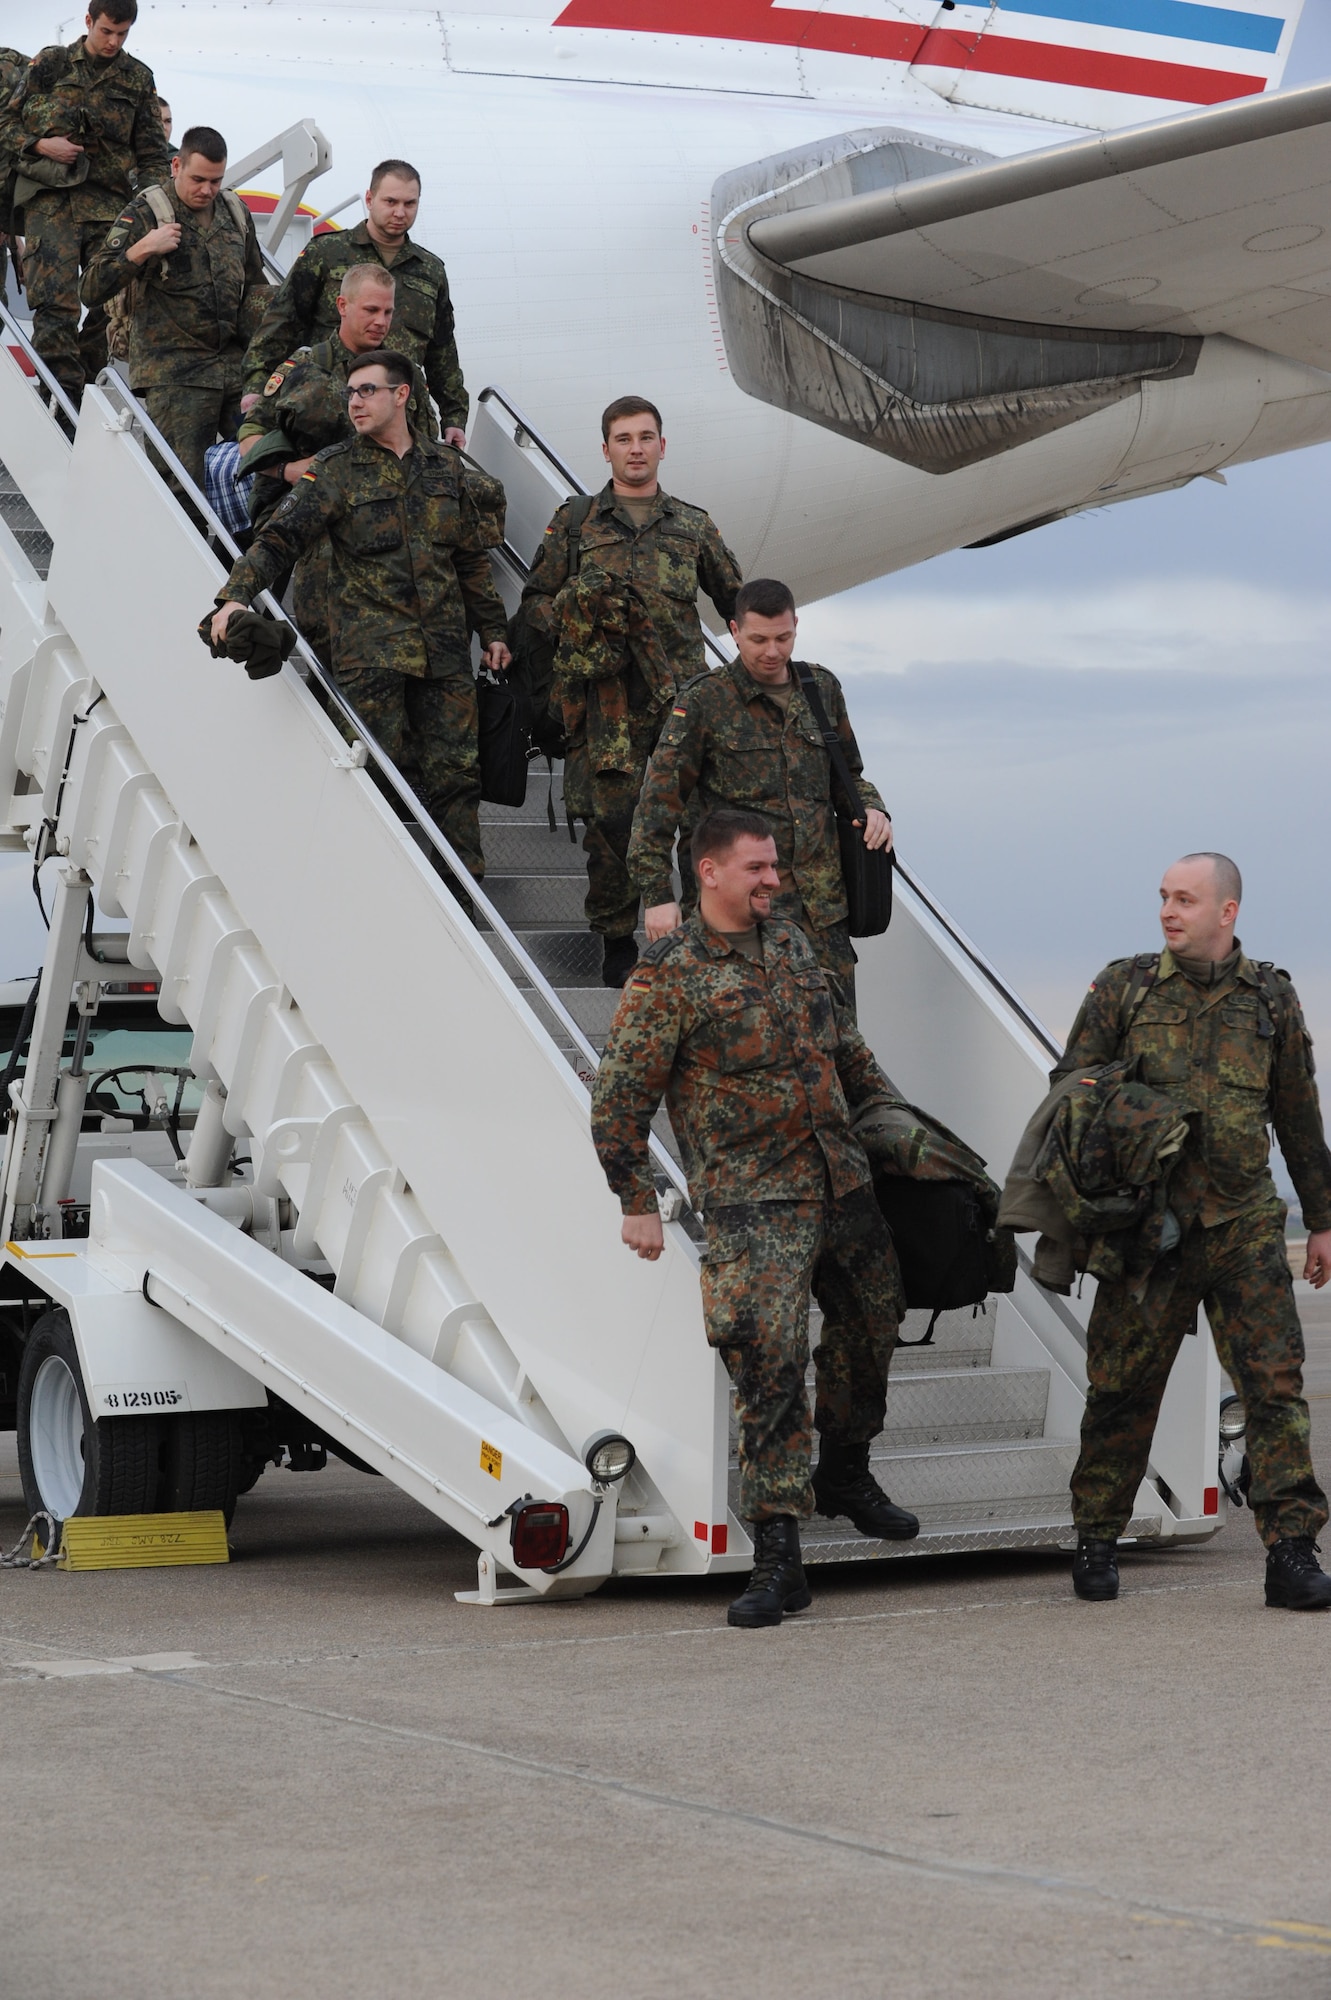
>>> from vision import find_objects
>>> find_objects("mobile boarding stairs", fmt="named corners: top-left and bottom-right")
top-left (0, 324), bottom-right (1227, 1600)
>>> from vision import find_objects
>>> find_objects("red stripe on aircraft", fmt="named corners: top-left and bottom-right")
top-left (552, 0), bottom-right (1264, 101)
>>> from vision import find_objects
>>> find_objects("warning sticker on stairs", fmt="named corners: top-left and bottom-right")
top-left (480, 1440), bottom-right (502, 1479)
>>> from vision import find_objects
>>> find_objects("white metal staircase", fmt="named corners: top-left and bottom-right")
top-left (0, 325), bottom-right (1225, 1601)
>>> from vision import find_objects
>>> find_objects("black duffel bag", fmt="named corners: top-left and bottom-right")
top-left (476, 668), bottom-right (532, 808)
top-left (792, 660), bottom-right (893, 937)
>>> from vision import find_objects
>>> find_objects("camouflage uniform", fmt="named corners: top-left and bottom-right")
top-left (235, 336), bottom-right (437, 661)
top-left (0, 50), bottom-right (28, 300)
top-left (242, 219), bottom-right (466, 433)
top-left (521, 484), bottom-right (741, 938)
top-left (217, 434), bottom-right (507, 877)
top-left (2, 38), bottom-right (172, 404)
top-left (1057, 946), bottom-right (1331, 1547)
top-left (590, 914), bottom-right (903, 1520)
top-left (629, 654), bottom-right (887, 991)
top-left (81, 182), bottom-right (269, 487)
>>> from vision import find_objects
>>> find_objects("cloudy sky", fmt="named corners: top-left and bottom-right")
top-left (4, 7), bottom-right (1331, 1069)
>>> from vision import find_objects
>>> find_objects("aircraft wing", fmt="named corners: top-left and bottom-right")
top-left (746, 80), bottom-right (1331, 371)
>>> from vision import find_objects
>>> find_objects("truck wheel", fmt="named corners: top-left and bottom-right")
top-left (157, 1413), bottom-right (244, 1524)
top-left (17, 1308), bottom-right (162, 1520)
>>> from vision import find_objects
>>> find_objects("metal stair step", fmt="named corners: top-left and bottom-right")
top-left (878, 1366), bottom-right (1049, 1447)
top-left (486, 875), bottom-right (590, 927)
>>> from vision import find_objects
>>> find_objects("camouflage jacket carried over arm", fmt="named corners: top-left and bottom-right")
top-left (521, 484), bottom-right (742, 683)
top-left (217, 434), bottom-right (507, 678)
top-left (241, 222), bottom-right (467, 431)
top-left (590, 915), bottom-right (886, 1216)
top-left (81, 184), bottom-right (269, 388)
top-left (3, 40), bottom-right (172, 215)
top-left (1057, 947), bottom-right (1331, 1233)
top-left (628, 656), bottom-right (888, 930)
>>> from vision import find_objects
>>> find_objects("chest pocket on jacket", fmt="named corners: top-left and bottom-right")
top-left (393, 280), bottom-right (435, 342)
top-left (695, 998), bottom-right (780, 1074)
top-left (656, 527), bottom-right (700, 601)
top-left (98, 88), bottom-right (140, 147)
top-left (344, 496), bottom-right (403, 556)
top-left (1217, 998), bottom-right (1274, 1093)
top-left (706, 721), bottom-right (768, 806)
top-left (787, 970), bottom-right (837, 1052)
top-left (1126, 1001), bottom-right (1190, 1085)
top-left (415, 463), bottom-right (462, 546)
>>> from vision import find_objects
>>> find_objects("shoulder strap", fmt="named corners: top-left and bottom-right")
top-left (564, 491), bottom-right (595, 582)
top-left (1117, 953), bottom-right (1160, 1041)
top-left (142, 184), bottom-right (174, 227)
top-left (790, 660), bottom-right (865, 820)
top-left (1255, 961), bottom-right (1288, 1042)
top-left (220, 188), bottom-right (249, 235)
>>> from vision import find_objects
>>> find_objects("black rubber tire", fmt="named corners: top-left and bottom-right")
top-left (17, 1308), bottom-right (163, 1520)
top-left (157, 1412), bottom-right (245, 1525)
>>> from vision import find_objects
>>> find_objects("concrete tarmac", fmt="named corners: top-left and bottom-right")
top-left (5, 1293), bottom-right (1331, 2000)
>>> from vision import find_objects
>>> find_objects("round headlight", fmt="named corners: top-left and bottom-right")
top-left (584, 1431), bottom-right (636, 1483)
top-left (1219, 1394), bottom-right (1246, 1443)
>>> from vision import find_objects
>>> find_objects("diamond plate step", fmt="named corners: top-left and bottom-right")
top-left (487, 875), bottom-right (590, 928)
top-left (0, 456), bottom-right (51, 579)
top-left (799, 1513), bottom-right (1164, 1565)
top-left (879, 1367), bottom-right (1049, 1448)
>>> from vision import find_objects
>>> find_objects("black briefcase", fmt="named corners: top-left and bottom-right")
top-left (792, 662), bottom-right (893, 938)
top-left (476, 669), bottom-right (531, 808)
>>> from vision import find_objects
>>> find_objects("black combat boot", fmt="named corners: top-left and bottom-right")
top-left (812, 1439), bottom-right (919, 1540)
top-left (1265, 1536), bottom-right (1331, 1610)
top-left (601, 934), bottom-right (639, 988)
top-left (1072, 1537), bottom-right (1119, 1601)
top-left (727, 1516), bottom-right (813, 1628)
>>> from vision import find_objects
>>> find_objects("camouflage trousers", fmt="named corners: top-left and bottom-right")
top-left (334, 662), bottom-right (485, 879)
top-left (701, 1184), bottom-right (903, 1522)
top-left (1072, 1210), bottom-right (1328, 1547)
top-left (22, 200), bottom-right (116, 407)
top-left (565, 711), bottom-right (662, 938)
top-left (139, 384), bottom-right (244, 493)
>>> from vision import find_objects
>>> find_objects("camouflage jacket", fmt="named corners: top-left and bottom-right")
top-left (218, 433), bottom-right (508, 680)
top-left (1055, 946), bottom-right (1331, 1233)
top-left (81, 182), bottom-right (269, 390)
top-left (590, 914), bottom-right (888, 1216)
top-left (2, 39), bottom-right (172, 219)
top-left (0, 51), bottom-right (28, 233)
top-left (628, 656), bottom-right (887, 931)
top-left (241, 220), bottom-right (467, 431)
top-left (523, 483), bottom-right (741, 689)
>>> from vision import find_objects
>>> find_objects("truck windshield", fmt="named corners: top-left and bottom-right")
top-left (0, 998), bottom-right (203, 1121)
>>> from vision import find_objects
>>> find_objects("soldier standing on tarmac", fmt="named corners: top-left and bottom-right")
top-left (628, 576), bottom-right (891, 1008)
top-left (590, 807), bottom-right (917, 1629)
top-left (1, 0), bottom-right (173, 407)
top-left (234, 265), bottom-right (436, 663)
top-left (1058, 852), bottom-right (1331, 1610)
top-left (208, 349), bottom-right (510, 897)
top-left (241, 159), bottom-right (467, 445)
top-left (81, 126), bottom-right (269, 488)
top-left (521, 397), bottom-right (742, 988)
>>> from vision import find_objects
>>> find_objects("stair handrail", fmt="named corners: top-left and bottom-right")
top-left (0, 298), bottom-right (80, 430)
top-left (86, 370), bottom-right (695, 1210)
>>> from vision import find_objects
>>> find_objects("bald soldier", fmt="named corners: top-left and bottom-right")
top-left (1057, 853), bottom-right (1331, 1610)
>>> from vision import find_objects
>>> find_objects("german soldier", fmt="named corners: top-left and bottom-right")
top-left (208, 349), bottom-right (510, 890)
top-left (241, 158), bottom-right (466, 444)
top-left (235, 264), bottom-right (436, 662)
top-left (1059, 852), bottom-right (1331, 1610)
top-left (81, 125), bottom-right (269, 488)
top-left (628, 576), bottom-right (890, 1009)
top-left (521, 396), bottom-right (742, 988)
top-left (1, 0), bottom-right (173, 406)
top-left (0, 47), bottom-right (29, 302)
top-left (590, 807), bottom-right (917, 1629)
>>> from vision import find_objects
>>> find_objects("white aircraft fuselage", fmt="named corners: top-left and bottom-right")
top-left (9, 0), bottom-right (1329, 602)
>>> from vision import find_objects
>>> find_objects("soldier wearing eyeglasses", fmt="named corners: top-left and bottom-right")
top-left (208, 348), bottom-right (509, 890)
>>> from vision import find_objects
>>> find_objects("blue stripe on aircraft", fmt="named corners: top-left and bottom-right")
top-left (1003, 0), bottom-right (1285, 55)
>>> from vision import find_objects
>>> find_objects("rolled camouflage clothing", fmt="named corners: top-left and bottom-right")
top-left (1058, 943), bottom-right (1331, 1547)
top-left (629, 655), bottom-right (887, 970)
top-left (242, 220), bottom-right (467, 433)
top-left (590, 913), bottom-right (901, 1520)
top-left (2, 37), bottom-right (173, 403)
top-left (521, 483), bottom-right (741, 938)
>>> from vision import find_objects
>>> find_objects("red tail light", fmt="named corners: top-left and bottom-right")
top-left (510, 1500), bottom-right (569, 1569)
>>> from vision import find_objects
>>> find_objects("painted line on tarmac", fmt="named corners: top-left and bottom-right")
top-left (147, 1665), bottom-right (1331, 1958)
top-left (0, 1574), bottom-right (1258, 1680)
